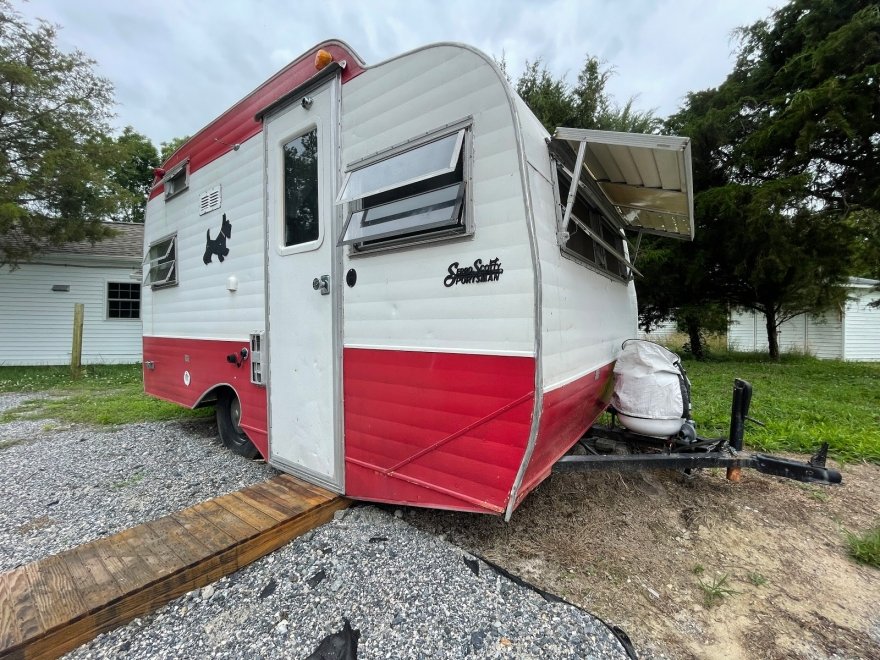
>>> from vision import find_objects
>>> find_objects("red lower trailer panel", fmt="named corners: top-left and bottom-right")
top-left (142, 336), bottom-right (268, 457)
top-left (144, 338), bottom-right (612, 515)
top-left (343, 348), bottom-right (536, 513)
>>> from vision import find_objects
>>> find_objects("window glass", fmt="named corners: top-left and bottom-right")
top-left (338, 130), bottom-right (464, 203)
top-left (107, 282), bottom-right (141, 319)
top-left (283, 129), bottom-right (319, 246)
top-left (144, 235), bottom-right (177, 288)
top-left (341, 183), bottom-right (464, 245)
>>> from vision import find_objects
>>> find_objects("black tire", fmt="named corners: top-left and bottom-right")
top-left (216, 391), bottom-right (259, 459)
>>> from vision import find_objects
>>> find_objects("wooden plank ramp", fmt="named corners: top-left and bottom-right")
top-left (0, 474), bottom-right (348, 660)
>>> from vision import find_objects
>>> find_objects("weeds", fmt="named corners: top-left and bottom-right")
top-left (0, 438), bottom-right (24, 451)
top-left (110, 471), bottom-right (145, 491)
top-left (845, 524), bottom-right (880, 569)
top-left (692, 564), bottom-right (705, 576)
top-left (698, 573), bottom-right (738, 607)
top-left (747, 572), bottom-right (768, 587)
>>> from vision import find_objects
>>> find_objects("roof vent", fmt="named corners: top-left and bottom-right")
top-left (199, 185), bottom-right (222, 215)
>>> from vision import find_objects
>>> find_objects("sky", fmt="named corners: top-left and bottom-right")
top-left (16, 0), bottom-right (780, 147)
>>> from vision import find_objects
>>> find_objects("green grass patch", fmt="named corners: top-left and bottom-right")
top-left (0, 364), bottom-right (211, 426)
top-left (698, 573), bottom-right (738, 607)
top-left (681, 355), bottom-right (880, 463)
top-left (845, 524), bottom-right (880, 568)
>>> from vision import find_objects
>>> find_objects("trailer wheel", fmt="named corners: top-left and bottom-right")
top-left (216, 391), bottom-right (259, 459)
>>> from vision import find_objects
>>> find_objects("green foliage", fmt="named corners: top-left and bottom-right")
top-left (747, 572), bottom-right (768, 587)
top-left (638, 0), bottom-right (878, 359)
top-left (515, 56), bottom-right (660, 134)
top-left (0, 2), bottom-right (131, 267)
top-left (683, 354), bottom-right (880, 462)
top-left (160, 135), bottom-right (191, 162)
top-left (698, 573), bottom-right (738, 607)
top-left (110, 126), bottom-right (159, 223)
top-left (845, 523), bottom-right (880, 568)
top-left (0, 364), bottom-right (211, 425)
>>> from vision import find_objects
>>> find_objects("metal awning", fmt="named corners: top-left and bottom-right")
top-left (549, 128), bottom-right (695, 240)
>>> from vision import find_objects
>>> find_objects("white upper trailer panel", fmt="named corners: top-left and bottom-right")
top-left (551, 128), bottom-right (695, 240)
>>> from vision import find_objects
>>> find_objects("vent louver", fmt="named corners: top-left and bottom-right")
top-left (199, 185), bottom-right (222, 215)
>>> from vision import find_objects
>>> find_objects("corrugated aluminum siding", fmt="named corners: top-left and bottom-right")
top-left (142, 133), bottom-right (265, 340)
top-left (517, 96), bottom-right (638, 390)
top-left (340, 45), bottom-right (534, 356)
top-left (0, 262), bottom-right (142, 365)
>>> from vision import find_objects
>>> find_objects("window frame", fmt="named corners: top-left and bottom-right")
top-left (143, 233), bottom-right (178, 290)
top-left (163, 160), bottom-right (190, 200)
top-left (106, 281), bottom-right (141, 320)
top-left (550, 161), bottom-right (632, 283)
top-left (337, 118), bottom-right (474, 255)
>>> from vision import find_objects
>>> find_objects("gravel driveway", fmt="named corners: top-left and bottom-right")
top-left (1, 392), bottom-right (634, 659)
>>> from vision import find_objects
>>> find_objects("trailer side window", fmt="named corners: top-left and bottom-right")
top-left (143, 235), bottom-right (177, 289)
top-left (337, 127), bottom-right (469, 251)
top-left (163, 161), bottom-right (189, 200)
top-left (283, 129), bottom-right (319, 247)
top-left (554, 165), bottom-right (629, 281)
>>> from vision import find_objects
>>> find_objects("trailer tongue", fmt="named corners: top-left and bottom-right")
top-left (554, 341), bottom-right (842, 486)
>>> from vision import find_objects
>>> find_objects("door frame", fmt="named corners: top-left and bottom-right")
top-left (262, 76), bottom-right (345, 493)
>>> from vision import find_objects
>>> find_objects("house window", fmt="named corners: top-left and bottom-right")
top-left (283, 129), bottom-right (320, 246)
top-left (144, 234), bottom-right (177, 288)
top-left (107, 282), bottom-right (141, 319)
top-left (164, 161), bottom-right (189, 200)
top-left (337, 126), bottom-right (470, 251)
top-left (553, 164), bottom-right (629, 281)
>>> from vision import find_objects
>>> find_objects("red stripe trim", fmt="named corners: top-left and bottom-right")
top-left (149, 42), bottom-right (364, 198)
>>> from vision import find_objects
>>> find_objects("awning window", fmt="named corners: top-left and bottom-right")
top-left (337, 130), bottom-right (465, 204)
top-left (549, 128), bottom-right (695, 241)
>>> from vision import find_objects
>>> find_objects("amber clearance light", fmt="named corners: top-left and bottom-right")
top-left (315, 49), bottom-right (334, 70)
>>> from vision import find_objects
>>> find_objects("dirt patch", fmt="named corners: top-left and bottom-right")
top-left (408, 457), bottom-right (880, 659)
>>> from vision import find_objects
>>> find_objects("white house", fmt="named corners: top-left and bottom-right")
top-left (728, 277), bottom-right (880, 360)
top-left (0, 223), bottom-right (144, 366)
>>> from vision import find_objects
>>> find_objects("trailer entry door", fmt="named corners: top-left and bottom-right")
top-left (265, 82), bottom-right (342, 491)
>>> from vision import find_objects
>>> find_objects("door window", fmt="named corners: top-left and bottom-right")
top-left (283, 129), bottom-right (319, 246)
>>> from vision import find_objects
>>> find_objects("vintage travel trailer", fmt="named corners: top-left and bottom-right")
top-left (142, 40), bottom-right (697, 519)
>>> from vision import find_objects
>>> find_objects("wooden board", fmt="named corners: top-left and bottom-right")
top-left (0, 475), bottom-right (348, 660)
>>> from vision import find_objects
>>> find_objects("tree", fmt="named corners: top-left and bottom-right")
top-left (0, 1), bottom-right (128, 267)
top-left (515, 56), bottom-right (660, 134)
top-left (160, 135), bottom-right (190, 162)
top-left (110, 126), bottom-right (159, 223)
top-left (637, 0), bottom-right (877, 359)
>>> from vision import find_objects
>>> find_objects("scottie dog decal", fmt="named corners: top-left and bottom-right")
top-left (203, 213), bottom-right (232, 265)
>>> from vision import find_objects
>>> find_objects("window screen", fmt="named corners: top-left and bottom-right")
top-left (107, 282), bottom-right (141, 319)
top-left (164, 162), bottom-right (189, 200)
top-left (555, 166), bottom-right (629, 280)
top-left (283, 129), bottom-right (319, 247)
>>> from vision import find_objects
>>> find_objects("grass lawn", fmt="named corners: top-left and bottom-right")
top-left (1, 355), bottom-right (878, 463)
top-left (681, 353), bottom-right (880, 463)
top-left (0, 364), bottom-right (211, 425)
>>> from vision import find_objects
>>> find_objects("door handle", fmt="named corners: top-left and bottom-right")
top-left (312, 275), bottom-right (330, 295)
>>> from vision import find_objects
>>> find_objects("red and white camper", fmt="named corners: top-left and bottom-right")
top-left (142, 40), bottom-right (699, 519)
